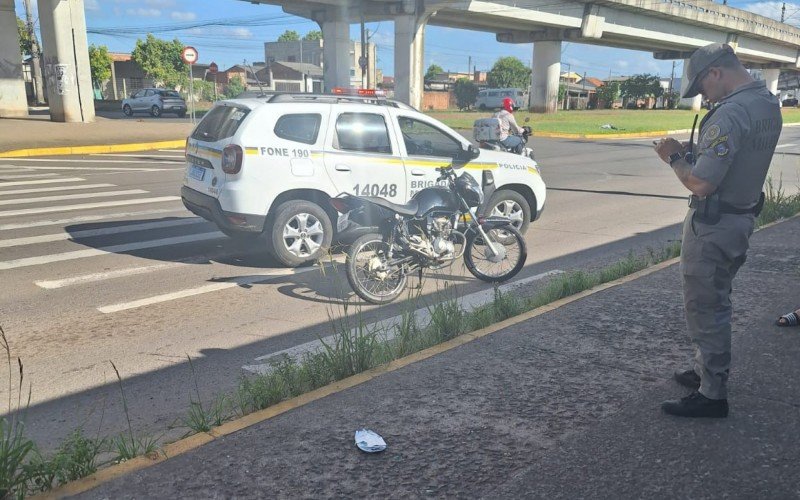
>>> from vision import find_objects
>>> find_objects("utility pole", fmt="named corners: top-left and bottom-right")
top-left (669, 60), bottom-right (676, 108)
top-left (359, 6), bottom-right (367, 88)
top-left (468, 56), bottom-right (471, 79)
top-left (23, 0), bottom-right (45, 105)
top-left (781, 2), bottom-right (786, 22)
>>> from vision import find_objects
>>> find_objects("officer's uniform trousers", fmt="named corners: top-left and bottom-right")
top-left (680, 209), bottom-right (754, 400)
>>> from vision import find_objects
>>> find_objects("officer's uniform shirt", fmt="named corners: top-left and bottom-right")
top-left (492, 109), bottom-right (522, 141)
top-left (692, 81), bottom-right (782, 209)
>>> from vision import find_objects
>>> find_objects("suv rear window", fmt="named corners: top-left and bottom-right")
top-left (191, 105), bottom-right (249, 142)
top-left (274, 114), bottom-right (321, 145)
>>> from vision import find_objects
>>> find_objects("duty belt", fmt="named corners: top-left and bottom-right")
top-left (688, 192), bottom-right (765, 216)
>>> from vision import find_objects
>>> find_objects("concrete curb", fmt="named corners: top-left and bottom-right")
top-left (0, 140), bottom-right (186, 158)
top-left (41, 256), bottom-right (682, 499)
top-left (534, 129), bottom-right (692, 140)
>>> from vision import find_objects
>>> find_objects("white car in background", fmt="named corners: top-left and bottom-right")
top-left (122, 88), bottom-right (187, 118)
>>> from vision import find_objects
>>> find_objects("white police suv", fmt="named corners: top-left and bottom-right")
top-left (181, 89), bottom-right (547, 267)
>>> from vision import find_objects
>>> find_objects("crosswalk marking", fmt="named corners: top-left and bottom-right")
top-left (0, 218), bottom-right (206, 249)
top-left (0, 173), bottom-right (60, 180)
top-left (0, 231), bottom-right (224, 270)
top-left (0, 189), bottom-right (148, 206)
top-left (0, 196), bottom-right (180, 218)
top-left (0, 208), bottom-right (184, 231)
top-left (36, 259), bottom-right (201, 289)
top-left (0, 183), bottom-right (116, 196)
top-left (97, 266), bottom-right (322, 314)
top-left (0, 177), bottom-right (85, 188)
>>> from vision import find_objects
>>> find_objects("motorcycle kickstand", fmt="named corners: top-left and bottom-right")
top-left (415, 268), bottom-right (424, 289)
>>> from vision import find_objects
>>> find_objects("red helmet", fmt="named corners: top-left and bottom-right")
top-left (502, 97), bottom-right (515, 112)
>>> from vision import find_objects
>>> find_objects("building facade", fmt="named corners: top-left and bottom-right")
top-left (264, 39), bottom-right (377, 90)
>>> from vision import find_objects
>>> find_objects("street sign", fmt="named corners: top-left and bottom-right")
top-left (209, 62), bottom-right (218, 75)
top-left (181, 46), bottom-right (198, 65)
top-left (358, 56), bottom-right (368, 70)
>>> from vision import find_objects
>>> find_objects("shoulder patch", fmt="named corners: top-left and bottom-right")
top-left (713, 141), bottom-right (730, 157)
top-left (702, 124), bottom-right (721, 145)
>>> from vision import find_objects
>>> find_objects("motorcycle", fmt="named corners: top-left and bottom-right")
top-left (475, 117), bottom-right (535, 160)
top-left (330, 164), bottom-right (527, 305)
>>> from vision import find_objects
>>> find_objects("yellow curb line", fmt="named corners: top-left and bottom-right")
top-left (41, 254), bottom-right (681, 499)
top-left (0, 140), bottom-right (186, 158)
top-left (534, 129), bottom-right (692, 140)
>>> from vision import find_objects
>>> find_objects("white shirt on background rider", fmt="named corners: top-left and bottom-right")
top-left (493, 109), bottom-right (522, 141)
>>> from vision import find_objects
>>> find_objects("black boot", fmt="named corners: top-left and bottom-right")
top-left (661, 391), bottom-right (729, 418)
top-left (674, 369), bottom-right (701, 390)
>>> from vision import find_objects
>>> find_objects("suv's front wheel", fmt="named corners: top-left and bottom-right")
top-left (268, 200), bottom-right (332, 267)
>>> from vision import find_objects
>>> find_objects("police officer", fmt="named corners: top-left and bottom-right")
top-left (654, 43), bottom-right (781, 418)
top-left (493, 97), bottom-right (524, 154)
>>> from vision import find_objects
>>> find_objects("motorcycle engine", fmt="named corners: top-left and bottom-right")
top-left (407, 215), bottom-right (455, 259)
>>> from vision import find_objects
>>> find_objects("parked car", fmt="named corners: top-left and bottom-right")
top-left (181, 90), bottom-right (547, 267)
top-left (476, 88), bottom-right (528, 110)
top-left (782, 97), bottom-right (798, 107)
top-left (122, 88), bottom-right (187, 118)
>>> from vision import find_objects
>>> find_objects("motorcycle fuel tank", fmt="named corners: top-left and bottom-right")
top-left (411, 186), bottom-right (459, 217)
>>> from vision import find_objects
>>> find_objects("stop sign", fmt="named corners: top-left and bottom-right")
top-left (209, 62), bottom-right (218, 74)
top-left (181, 46), bottom-right (198, 64)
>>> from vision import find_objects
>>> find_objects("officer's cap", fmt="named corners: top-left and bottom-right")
top-left (682, 43), bottom-right (736, 99)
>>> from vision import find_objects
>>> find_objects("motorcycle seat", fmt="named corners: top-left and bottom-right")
top-left (361, 196), bottom-right (419, 216)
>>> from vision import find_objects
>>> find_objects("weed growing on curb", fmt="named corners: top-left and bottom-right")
top-left (181, 356), bottom-right (230, 435)
top-left (0, 326), bottom-right (34, 500)
top-left (109, 362), bottom-right (159, 462)
top-left (319, 303), bottom-right (380, 380)
top-left (757, 176), bottom-right (800, 227)
top-left (24, 429), bottom-right (104, 494)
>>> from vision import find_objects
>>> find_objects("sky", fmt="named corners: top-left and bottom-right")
top-left (14, 0), bottom-right (800, 81)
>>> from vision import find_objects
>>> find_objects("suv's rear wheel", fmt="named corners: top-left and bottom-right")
top-left (150, 105), bottom-right (162, 117)
top-left (268, 200), bottom-right (332, 267)
top-left (122, 104), bottom-right (133, 116)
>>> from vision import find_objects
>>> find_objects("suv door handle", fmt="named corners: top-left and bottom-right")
top-left (411, 169), bottom-right (425, 176)
top-left (335, 164), bottom-right (351, 172)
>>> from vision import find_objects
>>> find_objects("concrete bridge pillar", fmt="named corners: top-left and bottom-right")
top-left (320, 9), bottom-right (351, 92)
top-left (394, 13), bottom-right (427, 109)
top-left (762, 68), bottom-right (780, 96)
top-left (38, 0), bottom-right (94, 122)
top-left (0, 0), bottom-right (29, 118)
top-left (531, 41), bottom-right (561, 113)
top-left (679, 58), bottom-right (702, 111)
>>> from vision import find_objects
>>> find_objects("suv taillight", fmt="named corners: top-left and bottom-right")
top-left (221, 144), bottom-right (243, 174)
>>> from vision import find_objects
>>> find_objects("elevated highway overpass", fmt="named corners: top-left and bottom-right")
top-left (2, 0), bottom-right (800, 121)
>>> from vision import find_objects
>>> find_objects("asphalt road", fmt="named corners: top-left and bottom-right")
top-left (1, 129), bottom-right (798, 451)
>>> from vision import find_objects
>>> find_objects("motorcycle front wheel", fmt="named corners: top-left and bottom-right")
top-left (346, 233), bottom-right (408, 304)
top-left (464, 225), bottom-right (527, 282)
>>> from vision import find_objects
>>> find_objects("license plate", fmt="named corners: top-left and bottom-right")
top-left (189, 164), bottom-right (206, 181)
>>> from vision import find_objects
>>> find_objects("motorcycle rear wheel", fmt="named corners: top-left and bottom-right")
top-left (346, 233), bottom-right (408, 304)
top-left (464, 226), bottom-right (526, 282)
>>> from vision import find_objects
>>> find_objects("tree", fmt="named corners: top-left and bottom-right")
top-left (88, 44), bottom-right (113, 87)
top-left (424, 64), bottom-right (444, 83)
top-left (619, 74), bottom-right (663, 107)
top-left (131, 34), bottom-right (186, 89)
top-left (278, 30), bottom-right (300, 42)
top-left (595, 81), bottom-right (620, 109)
top-left (224, 76), bottom-right (245, 98)
top-left (487, 57), bottom-right (530, 89)
top-left (17, 17), bottom-right (33, 56)
top-left (303, 30), bottom-right (322, 41)
top-left (453, 78), bottom-right (479, 110)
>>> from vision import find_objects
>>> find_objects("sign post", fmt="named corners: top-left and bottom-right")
top-left (181, 46), bottom-right (199, 123)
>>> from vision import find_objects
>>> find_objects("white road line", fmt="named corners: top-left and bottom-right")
top-left (0, 189), bottom-right (148, 206)
top-left (0, 177), bottom-right (85, 187)
top-left (97, 264), bottom-right (323, 314)
top-left (242, 269), bottom-right (566, 375)
top-left (0, 208), bottom-right (185, 231)
top-left (0, 196), bottom-right (180, 218)
top-left (158, 149), bottom-right (184, 153)
top-left (0, 168), bottom-right (34, 173)
top-left (776, 143), bottom-right (797, 149)
top-left (8, 159), bottom-right (178, 166)
top-left (0, 183), bottom-right (116, 196)
top-left (0, 231), bottom-right (223, 271)
top-left (0, 173), bottom-right (60, 180)
top-left (36, 257), bottom-right (205, 289)
top-left (0, 218), bottom-right (206, 249)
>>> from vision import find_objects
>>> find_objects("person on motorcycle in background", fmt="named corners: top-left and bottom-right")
top-left (492, 97), bottom-right (524, 154)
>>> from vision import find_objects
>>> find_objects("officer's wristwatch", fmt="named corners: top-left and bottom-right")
top-left (668, 152), bottom-right (684, 166)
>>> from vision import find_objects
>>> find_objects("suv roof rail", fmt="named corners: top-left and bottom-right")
top-left (265, 92), bottom-right (415, 110)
